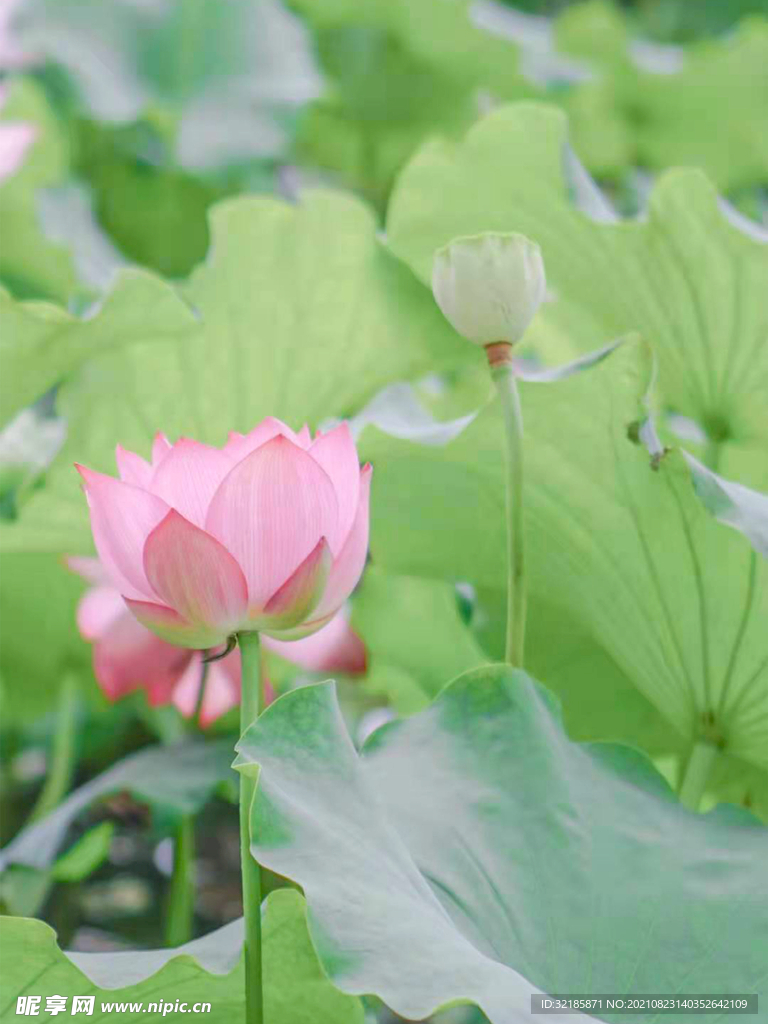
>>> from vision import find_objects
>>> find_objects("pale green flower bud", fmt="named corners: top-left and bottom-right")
top-left (431, 232), bottom-right (546, 346)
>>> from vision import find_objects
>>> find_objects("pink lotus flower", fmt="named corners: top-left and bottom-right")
top-left (68, 556), bottom-right (367, 727)
top-left (76, 418), bottom-right (372, 649)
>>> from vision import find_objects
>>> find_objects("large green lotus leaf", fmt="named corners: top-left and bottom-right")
top-left (475, 585), bottom-right (681, 755)
top-left (0, 269), bottom-right (197, 430)
top-left (262, 889), bottom-right (364, 1024)
top-left (474, 586), bottom-right (768, 818)
top-left (0, 78), bottom-right (76, 302)
top-left (235, 671), bottom-right (768, 1024)
top-left (0, 552), bottom-right (94, 724)
top-left (1, 188), bottom-right (470, 554)
top-left (361, 340), bottom-right (768, 781)
top-left (0, 739), bottom-right (234, 873)
top-left (387, 102), bottom-right (768, 451)
top-left (181, 191), bottom-right (471, 430)
top-left (0, 889), bottom-right (363, 1023)
top-left (554, 3), bottom-right (768, 192)
top-left (351, 567), bottom-right (488, 713)
top-left (0, 916), bottom-right (241, 1024)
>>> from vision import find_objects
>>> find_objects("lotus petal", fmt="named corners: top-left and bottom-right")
top-left (206, 435), bottom-right (338, 607)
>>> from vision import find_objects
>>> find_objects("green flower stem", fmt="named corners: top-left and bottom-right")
top-left (489, 348), bottom-right (527, 667)
top-left (30, 674), bottom-right (79, 823)
top-left (165, 815), bottom-right (195, 947)
top-left (238, 631), bottom-right (264, 1024)
top-left (678, 740), bottom-right (718, 812)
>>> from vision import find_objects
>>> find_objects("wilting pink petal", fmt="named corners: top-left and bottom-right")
top-left (199, 653), bottom-right (278, 726)
top-left (77, 585), bottom-right (126, 641)
top-left (152, 432), bottom-right (172, 467)
top-left (206, 435), bottom-right (338, 607)
top-left (312, 463), bottom-right (371, 620)
top-left (309, 423), bottom-right (361, 545)
top-left (170, 649), bottom-right (241, 726)
top-left (149, 439), bottom-right (235, 527)
top-left (0, 122), bottom-right (35, 182)
top-left (265, 610), bottom-right (366, 673)
top-left (199, 659), bottom-right (240, 726)
top-left (93, 610), bottom-right (192, 702)
top-left (170, 653), bottom-right (206, 718)
top-left (71, 553), bottom-right (367, 726)
top-left (77, 465), bottom-right (169, 600)
top-left (261, 537), bottom-right (331, 631)
top-left (145, 667), bottom-right (190, 707)
top-left (116, 445), bottom-right (152, 488)
top-left (143, 510), bottom-right (248, 634)
top-left (124, 598), bottom-right (228, 649)
top-left (66, 555), bottom-right (111, 587)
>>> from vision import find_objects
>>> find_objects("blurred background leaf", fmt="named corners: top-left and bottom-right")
top-left (9, 0), bottom-right (321, 167)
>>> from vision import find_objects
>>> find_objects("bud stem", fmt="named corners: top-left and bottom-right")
top-left (488, 344), bottom-right (527, 667)
top-left (237, 630), bottom-right (264, 1024)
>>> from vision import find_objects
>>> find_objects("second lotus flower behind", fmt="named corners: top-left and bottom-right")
top-left (77, 418), bottom-right (372, 648)
top-left (67, 555), bottom-right (367, 726)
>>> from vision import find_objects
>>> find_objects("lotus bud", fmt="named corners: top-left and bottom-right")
top-left (431, 232), bottom-right (546, 349)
